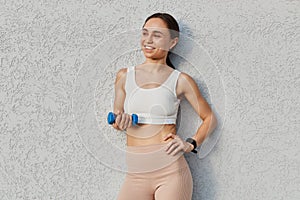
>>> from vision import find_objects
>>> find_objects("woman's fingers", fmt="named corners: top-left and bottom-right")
top-left (165, 133), bottom-right (191, 156)
top-left (122, 113), bottom-right (130, 129)
top-left (127, 115), bottom-right (132, 128)
top-left (165, 134), bottom-right (187, 156)
top-left (115, 112), bottom-right (121, 126)
top-left (163, 133), bottom-right (175, 141)
top-left (119, 113), bottom-right (125, 129)
top-left (115, 112), bottom-right (131, 130)
top-left (115, 111), bottom-right (124, 130)
top-left (166, 141), bottom-right (180, 155)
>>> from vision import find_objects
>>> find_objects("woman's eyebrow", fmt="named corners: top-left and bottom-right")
top-left (142, 28), bottom-right (164, 35)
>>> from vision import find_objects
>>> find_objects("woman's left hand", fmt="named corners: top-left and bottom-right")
top-left (163, 133), bottom-right (194, 156)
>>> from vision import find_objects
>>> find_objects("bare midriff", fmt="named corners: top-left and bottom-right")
top-left (126, 123), bottom-right (176, 146)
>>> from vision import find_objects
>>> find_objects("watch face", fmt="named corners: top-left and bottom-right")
top-left (186, 138), bottom-right (193, 143)
top-left (187, 138), bottom-right (196, 145)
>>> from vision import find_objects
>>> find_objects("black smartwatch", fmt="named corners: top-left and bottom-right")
top-left (185, 138), bottom-right (198, 154)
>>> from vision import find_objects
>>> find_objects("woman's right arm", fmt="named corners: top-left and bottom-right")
top-left (112, 68), bottom-right (132, 130)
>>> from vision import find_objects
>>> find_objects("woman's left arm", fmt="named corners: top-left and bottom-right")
top-left (177, 72), bottom-right (218, 147)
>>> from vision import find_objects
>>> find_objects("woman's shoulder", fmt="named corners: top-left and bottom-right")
top-left (117, 67), bottom-right (128, 76)
top-left (115, 67), bottom-right (128, 84)
top-left (177, 71), bottom-right (198, 91)
top-left (177, 71), bottom-right (195, 83)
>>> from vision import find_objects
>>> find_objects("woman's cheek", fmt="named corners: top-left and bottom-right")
top-left (158, 41), bottom-right (170, 51)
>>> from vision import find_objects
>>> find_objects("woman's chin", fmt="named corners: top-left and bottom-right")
top-left (142, 51), bottom-right (156, 58)
top-left (142, 51), bottom-right (167, 59)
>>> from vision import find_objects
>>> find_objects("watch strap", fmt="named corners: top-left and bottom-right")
top-left (185, 138), bottom-right (198, 154)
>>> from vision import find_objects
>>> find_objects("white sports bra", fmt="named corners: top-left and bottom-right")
top-left (124, 66), bottom-right (181, 124)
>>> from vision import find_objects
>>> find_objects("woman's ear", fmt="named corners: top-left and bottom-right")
top-left (170, 37), bottom-right (179, 49)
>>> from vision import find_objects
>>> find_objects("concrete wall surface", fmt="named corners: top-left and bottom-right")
top-left (0, 0), bottom-right (299, 199)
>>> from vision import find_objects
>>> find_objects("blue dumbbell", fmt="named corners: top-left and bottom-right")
top-left (107, 112), bottom-right (138, 126)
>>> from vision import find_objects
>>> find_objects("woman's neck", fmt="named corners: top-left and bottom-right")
top-left (141, 58), bottom-right (168, 73)
top-left (139, 63), bottom-right (170, 73)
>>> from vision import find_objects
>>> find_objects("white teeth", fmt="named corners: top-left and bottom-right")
top-left (145, 46), bottom-right (155, 49)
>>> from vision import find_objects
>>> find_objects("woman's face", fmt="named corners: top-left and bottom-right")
top-left (141, 18), bottom-right (178, 61)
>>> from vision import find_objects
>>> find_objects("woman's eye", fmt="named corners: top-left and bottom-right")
top-left (142, 32), bottom-right (148, 36)
top-left (154, 35), bottom-right (161, 37)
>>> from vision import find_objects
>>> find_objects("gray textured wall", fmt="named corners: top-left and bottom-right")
top-left (0, 0), bottom-right (299, 199)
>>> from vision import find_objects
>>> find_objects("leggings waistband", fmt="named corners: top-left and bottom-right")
top-left (125, 142), bottom-right (188, 174)
top-left (126, 142), bottom-right (167, 152)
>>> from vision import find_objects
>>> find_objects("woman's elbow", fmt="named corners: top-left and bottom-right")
top-left (206, 111), bottom-right (218, 130)
top-left (210, 111), bottom-right (218, 130)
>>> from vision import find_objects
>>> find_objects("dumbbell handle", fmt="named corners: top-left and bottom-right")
top-left (107, 112), bottom-right (138, 126)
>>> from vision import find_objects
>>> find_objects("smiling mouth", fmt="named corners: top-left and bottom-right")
top-left (144, 45), bottom-right (155, 50)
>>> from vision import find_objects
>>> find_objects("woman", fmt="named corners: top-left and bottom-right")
top-left (112, 13), bottom-right (218, 200)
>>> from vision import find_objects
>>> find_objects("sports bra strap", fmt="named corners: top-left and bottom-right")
top-left (124, 66), bottom-right (135, 92)
top-left (165, 69), bottom-right (181, 96)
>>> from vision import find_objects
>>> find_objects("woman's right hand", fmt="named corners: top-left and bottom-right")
top-left (112, 110), bottom-right (132, 131)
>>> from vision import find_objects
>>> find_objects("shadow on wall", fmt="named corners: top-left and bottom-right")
top-left (178, 100), bottom-right (219, 200)
top-left (173, 21), bottom-right (220, 200)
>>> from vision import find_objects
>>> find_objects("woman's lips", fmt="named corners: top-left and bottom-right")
top-left (144, 45), bottom-right (155, 49)
top-left (144, 45), bottom-right (155, 50)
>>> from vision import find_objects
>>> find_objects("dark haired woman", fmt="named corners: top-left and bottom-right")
top-left (113, 13), bottom-right (218, 200)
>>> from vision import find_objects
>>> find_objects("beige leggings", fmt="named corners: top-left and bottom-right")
top-left (117, 143), bottom-right (193, 200)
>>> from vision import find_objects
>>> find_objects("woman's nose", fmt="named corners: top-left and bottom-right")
top-left (145, 35), bottom-right (153, 43)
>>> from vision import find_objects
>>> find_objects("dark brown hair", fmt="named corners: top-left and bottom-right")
top-left (143, 13), bottom-right (180, 69)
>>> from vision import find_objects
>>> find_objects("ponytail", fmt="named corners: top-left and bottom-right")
top-left (166, 51), bottom-right (175, 69)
